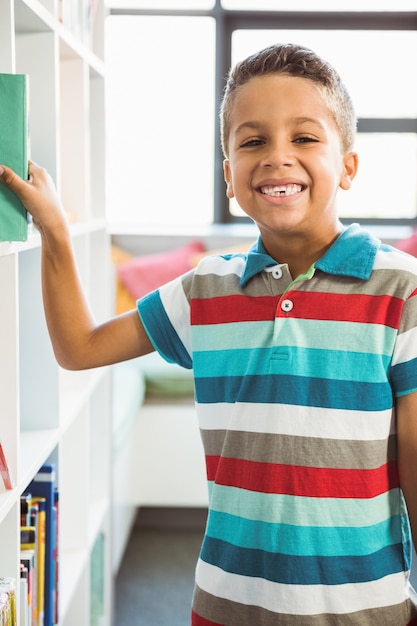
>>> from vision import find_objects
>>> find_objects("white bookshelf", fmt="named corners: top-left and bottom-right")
top-left (0, 1), bottom-right (111, 624)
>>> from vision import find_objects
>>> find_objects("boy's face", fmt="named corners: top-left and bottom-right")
top-left (223, 74), bottom-right (357, 248)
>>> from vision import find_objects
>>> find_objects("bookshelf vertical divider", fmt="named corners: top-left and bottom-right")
top-left (0, 1), bottom-right (112, 624)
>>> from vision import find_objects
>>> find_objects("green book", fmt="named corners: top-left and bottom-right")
top-left (90, 532), bottom-right (105, 626)
top-left (0, 73), bottom-right (29, 242)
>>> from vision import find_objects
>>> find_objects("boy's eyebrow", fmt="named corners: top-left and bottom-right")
top-left (233, 117), bottom-right (327, 135)
top-left (234, 121), bottom-right (264, 135)
top-left (293, 116), bottom-right (326, 130)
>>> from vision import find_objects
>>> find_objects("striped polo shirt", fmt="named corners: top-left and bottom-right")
top-left (138, 224), bottom-right (417, 625)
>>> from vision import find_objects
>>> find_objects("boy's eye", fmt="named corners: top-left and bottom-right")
top-left (240, 138), bottom-right (264, 147)
top-left (294, 136), bottom-right (318, 144)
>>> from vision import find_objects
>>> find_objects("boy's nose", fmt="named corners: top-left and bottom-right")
top-left (260, 142), bottom-right (294, 168)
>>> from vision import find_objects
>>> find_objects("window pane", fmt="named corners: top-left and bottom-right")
top-left (222, 0), bottom-right (417, 10)
top-left (109, 0), bottom-right (215, 8)
top-left (105, 16), bottom-right (215, 227)
top-left (338, 133), bottom-right (417, 220)
top-left (230, 134), bottom-right (417, 221)
top-left (232, 29), bottom-right (417, 117)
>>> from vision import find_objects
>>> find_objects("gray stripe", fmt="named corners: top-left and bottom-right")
top-left (187, 269), bottom-right (291, 299)
top-left (200, 429), bottom-right (397, 469)
top-left (186, 261), bottom-right (417, 300)
top-left (304, 268), bottom-right (417, 299)
top-left (192, 587), bottom-right (416, 626)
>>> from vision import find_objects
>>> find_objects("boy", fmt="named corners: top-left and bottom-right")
top-left (2, 43), bottom-right (417, 625)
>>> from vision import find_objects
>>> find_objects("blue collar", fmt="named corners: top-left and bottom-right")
top-left (240, 224), bottom-right (380, 287)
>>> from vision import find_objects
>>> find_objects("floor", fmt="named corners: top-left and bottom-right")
top-left (115, 507), bottom-right (207, 626)
top-left (115, 508), bottom-right (417, 625)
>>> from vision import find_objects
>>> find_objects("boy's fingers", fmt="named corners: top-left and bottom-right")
top-left (0, 164), bottom-right (26, 191)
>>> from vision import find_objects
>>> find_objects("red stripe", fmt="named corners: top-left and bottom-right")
top-left (206, 456), bottom-right (399, 499)
top-left (191, 611), bottom-right (223, 625)
top-left (285, 292), bottom-right (403, 327)
top-left (192, 609), bottom-right (417, 625)
top-left (191, 292), bottom-right (404, 328)
top-left (191, 295), bottom-right (278, 324)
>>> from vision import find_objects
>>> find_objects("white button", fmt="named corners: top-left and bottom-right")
top-left (265, 265), bottom-right (283, 279)
top-left (281, 299), bottom-right (293, 313)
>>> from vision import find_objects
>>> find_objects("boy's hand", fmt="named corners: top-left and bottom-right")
top-left (0, 161), bottom-right (67, 237)
top-left (0, 161), bottom-right (154, 368)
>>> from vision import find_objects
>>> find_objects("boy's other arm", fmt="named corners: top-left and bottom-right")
top-left (0, 161), bottom-right (155, 369)
top-left (396, 390), bottom-right (417, 551)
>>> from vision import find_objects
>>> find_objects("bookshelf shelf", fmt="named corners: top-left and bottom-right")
top-left (59, 548), bottom-right (89, 619)
top-left (0, 491), bottom-right (18, 528)
top-left (0, 0), bottom-right (111, 624)
top-left (88, 499), bottom-right (109, 547)
top-left (14, 0), bottom-right (55, 34)
top-left (59, 366), bottom-right (108, 429)
top-left (19, 429), bottom-right (60, 487)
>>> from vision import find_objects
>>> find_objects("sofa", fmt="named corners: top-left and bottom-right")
top-left (110, 238), bottom-right (252, 572)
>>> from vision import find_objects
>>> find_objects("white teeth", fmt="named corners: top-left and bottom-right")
top-left (260, 184), bottom-right (302, 197)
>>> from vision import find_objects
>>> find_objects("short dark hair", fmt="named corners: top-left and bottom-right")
top-left (220, 43), bottom-right (357, 157)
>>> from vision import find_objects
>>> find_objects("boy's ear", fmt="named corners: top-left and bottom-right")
top-left (339, 152), bottom-right (359, 191)
top-left (223, 159), bottom-right (235, 198)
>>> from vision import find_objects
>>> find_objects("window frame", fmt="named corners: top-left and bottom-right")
top-left (109, 2), bottom-right (417, 225)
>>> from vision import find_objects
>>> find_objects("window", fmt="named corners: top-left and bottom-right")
top-left (105, 15), bottom-right (215, 228)
top-left (229, 28), bottom-right (417, 221)
top-left (106, 3), bottom-right (417, 228)
top-left (109, 0), bottom-right (214, 8)
top-left (222, 0), bottom-right (417, 10)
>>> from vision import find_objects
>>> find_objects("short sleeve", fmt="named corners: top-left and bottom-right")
top-left (137, 274), bottom-right (193, 369)
top-left (390, 289), bottom-right (417, 397)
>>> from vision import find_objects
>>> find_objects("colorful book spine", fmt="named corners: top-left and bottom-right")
top-left (21, 526), bottom-right (37, 626)
top-left (0, 442), bottom-right (14, 491)
top-left (0, 577), bottom-right (16, 626)
top-left (20, 553), bottom-right (35, 626)
top-left (0, 73), bottom-right (29, 242)
top-left (20, 565), bottom-right (30, 626)
top-left (52, 490), bottom-right (59, 626)
top-left (21, 493), bottom-right (32, 527)
top-left (90, 532), bottom-right (105, 626)
top-left (31, 498), bottom-right (46, 626)
top-left (27, 465), bottom-right (56, 626)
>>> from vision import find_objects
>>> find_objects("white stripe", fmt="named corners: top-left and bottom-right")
top-left (196, 254), bottom-right (245, 277)
top-left (374, 249), bottom-right (417, 274)
top-left (197, 402), bottom-right (395, 440)
top-left (393, 325), bottom-right (417, 366)
top-left (196, 559), bottom-right (409, 616)
top-left (159, 274), bottom-right (192, 356)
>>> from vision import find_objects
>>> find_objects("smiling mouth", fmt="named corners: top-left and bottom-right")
top-left (259, 184), bottom-right (303, 197)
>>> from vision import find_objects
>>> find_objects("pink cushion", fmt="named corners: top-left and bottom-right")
top-left (117, 240), bottom-right (206, 300)
top-left (396, 230), bottom-right (417, 256)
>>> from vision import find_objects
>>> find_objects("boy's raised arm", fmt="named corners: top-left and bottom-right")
top-left (0, 161), bottom-right (154, 369)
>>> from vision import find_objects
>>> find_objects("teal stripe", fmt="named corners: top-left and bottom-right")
top-left (201, 535), bottom-right (407, 585)
top-left (208, 483), bottom-right (402, 527)
top-left (196, 373), bottom-right (391, 409)
top-left (206, 509), bottom-right (404, 557)
top-left (192, 319), bottom-right (396, 355)
top-left (194, 346), bottom-right (391, 383)
top-left (193, 320), bottom-right (274, 351)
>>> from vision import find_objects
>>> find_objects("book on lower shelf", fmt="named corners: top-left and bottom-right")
top-left (0, 577), bottom-right (17, 626)
top-left (0, 441), bottom-right (14, 491)
top-left (58, 0), bottom-right (100, 48)
top-left (22, 465), bottom-right (59, 626)
top-left (20, 526), bottom-right (37, 626)
top-left (90, 532), bottom-right (105, 626)
top-left (0, 73), bottom-right (29, 243)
